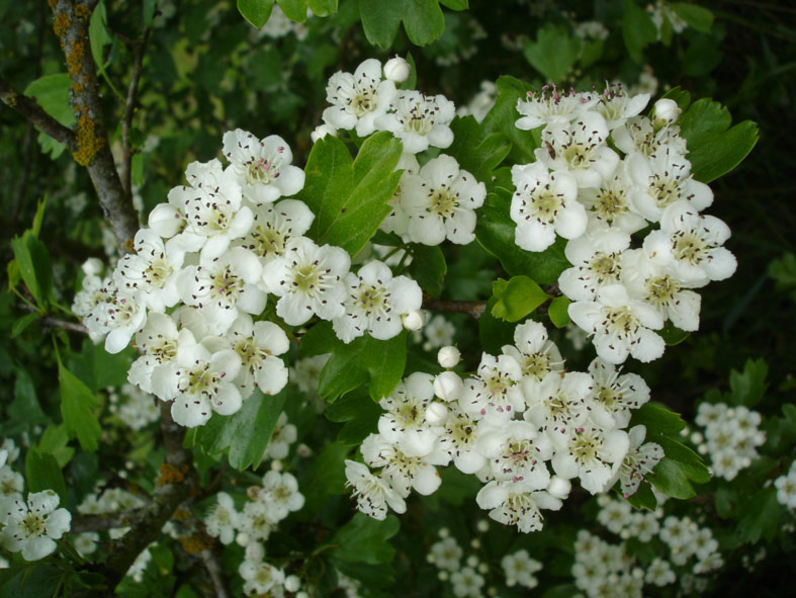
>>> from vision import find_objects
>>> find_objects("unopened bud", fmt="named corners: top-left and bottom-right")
top-left (297, 593), bottom-right (309, 598)
top-left (246, 485), bottom-right (261, 501)
top-left (466, 555), bottom-right (479, 568)
top-left (271, 459), bottom-right (283, 472)
top-left (236, 532), bottom-right (250, 547)
top-left (245, 541), bottom-right (264, 561)
top-left (437, 346), bottom-right (461, 369)
top-left (311, 123), bottom-right (337, 143)
top-left (476, 519), bottom-right (489, 533)
top-left (653, 98), bottom-right (681, 125)
top-left (438, 571), bottom-right (449, 581)
top-left (82, 257), bottom-right (104, 277)
top-left (384, 56), bottom-right (411, 83)
top-left (547, 475), bottom-right (572, 500)
top-left (402, 310), bottom-right (424, 331)
top-left (425, 402), bottom-right (449, 425)
top-left (470, 538), bottom-right (481, 549)
top-left (478, 562), bottom-right (488, 574)
top-left (285, 575), bottom-right (301, 592)
top-left (433, 371), bottom-right (463, 402)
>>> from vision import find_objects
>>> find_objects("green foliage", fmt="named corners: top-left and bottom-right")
top-left (445, 116), bottom-right (511, 185)
top-left (10, 232), bottom-right (52, 309)
top-left (58, 361), bottom-right (102, 453)
top-left (407, 245), bottom-right (447, 298)
top-left (648, 436), bottom-right (711, 499)
top-left (679, 98), bottom-right (759, 183)
top-left (736, 487), bottom-right (780, 544)
top-left (547, 296), bottom-right (570, 328)
top-left (187, 388), bottom-right (288, 471)
top-left (237, 0), bottom-right (276, 28)
top-left (523, 24), bottom-right (581, 82)
top-left (728, 358), bottom-right (768, 408)
top-left (329, 513), bottom-right (400, 564)
top-left (671, 3), bottom-right (714, 33)
top-left (658, 322), bottom-right (690, 346)
top-left (358, 0), bottom-right (445, 48)
top-left (25, 449), bottom-right (67, 505)
top-left (299, 133), bottom-right (403, 257)
top-left (325, 389), bottom-right (382, 445)
top-left (622, 0), bottom-right (657, 63)
top-left (277, 0), bottom-right (310, 22)
top-left (769, 253), bottom-right (796, 302)
top-left (482, 76), bottom-right (537, 164)
top-left (490, 276), bottom-right (550, 322)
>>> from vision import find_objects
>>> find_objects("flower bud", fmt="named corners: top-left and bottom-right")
top-left (236, 532), bottom-right (250, 547)
top-left (297, 593), bottom-right (310, 598)
top-left (246, 485), bottom-right (261, 501)
top-left (433, 371), bottom-right (463, 402)
top-left (285, 575), bottom-right (301, 592)
top-left (271, 459), bottom-right (283, 471)
top-left (478, 563), bottom-right (488, 574)
top-left (466, 555), bottom-right (479, 568)
top-left (311, 123), bottom-right (337, 143)
top-left (425, 401), bottom-right (449, 425)
top-left (402, 310), bottom-right (425, 331)
top-left (476, 519), bottom-right (489, 533)
top-left (245, 541), bottom-right (264, 561)
top-left (654, 98), bottom-right (681, 125)
top-left (437, 346), bottom-right (461, 369)
top-left (384, 56), bottom-right (411, 83)
top-left (82, 257), bottom-right (104, 277)
top-left (438, 571), bottom-right (449, 581)
top-left (547, 475), bottom-right (572, 500)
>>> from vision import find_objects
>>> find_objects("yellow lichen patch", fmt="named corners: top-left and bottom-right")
top-left (53, 13), bottom-right (69, 37)
top-left (156, 462), bottom-right (189, 487)
top-left (74, 4), bottom-right (90, 19)
top-left (47, 0), bottom-right (56, 10)
top-left (172, 508), bottom-right (192, 522)
top-left (6, 94), bottom-right (17, 108)
top-left (73, 112), bottom-right (104, 166)
top-left (177, 533), bottom-right (213, 555)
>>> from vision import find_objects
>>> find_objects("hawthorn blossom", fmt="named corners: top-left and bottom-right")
top-left (612, 115), bottom-right (688, 158)
top-left (515, 85), bottom-right (598, 130)
top-left (264, 412), bottom-right (298, 460)
top-left (360, 434), bottom-right (447, 497)
top-left (523, 371), bottom-right (593, 438)
top-left (475, 480), bottom-right (562, 533)
top-left (502, 320), bottom-right (565, 388)
top-left (510, 161), bottom-right (586, 252)
top-left (333, 260), bottom-right (422, 343)
top-left (259, 471), bottom-right (305, 521)
top-left (85, 283), bottom-right (147, 354)
top-left (462, 353), bottom-right (525, 423)
top-left (380, 153), bottom-right (419, 237)
top-left (239, 559), bottom-right (285, 596)
top-left (222, 129), bottom-right (305, 204)
top-left (430, 537), bottom-right (463, 572)
top-left (615, 425), bottom-right (663, 497)
top-left (438, 402), bottom-right (486, 474)
top-left (204, 492), bottom-right (239, 545)
top-left (238, 199), bottom-right (314, 265)
top-left (377, 372), bottom-right (439, 457)
top-left (551, 425), bottom-right (630, 494)
top-left (0, 466), bottom-right (23, 500)
top-left (225, 314), bottom-right (289, 396)
top-left (400, 155), bottom-right (486, 245)
top-left (501, 549), bottom-right (542, 588)
top-left (376, 90), bottom-right (455, 154)
top-left (262, 237), bottom-right (350, 326)
top-left (578, 167), bottom-right (648, 234)
top-left (588, 358), bottom-right (651, 428)
top-left (0, 490), bottom-right (71, 561)
top-left (128, 312), bottom-right (195, 395)
top-left (476, 421), bottom-right (552, 488)
top-left (240, 500), bottom-right (274, 542)
top-left (323, 58), bottom-right (397, 136)
top-left (594, 86), bottom-right (650, 131)
top-left (558, 228), bottom-right (631, 302)
top-left (114, 229), bottom-right (184, 311)
top-left (344, 459), bottom-right (406, 520)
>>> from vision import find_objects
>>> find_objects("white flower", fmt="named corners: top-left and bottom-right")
top-left (112, 384), bottom-right (160, 431)
top-left (226, 314), bottom-right (289, 397)
top-left (239, 559), bottom-right (285, 596)
top-left (290, 354), bottom-right (329, 396)
top-left (612, 115), bottom-right (688, 158)
top-left (240, 500), bottom-right (274, 541)
top-left (423, 314), bottom-right (455, 350)
top-left (360, 434), bottom-right (447, 497)
top-left (438, 402), bottom-right (486, 474)
top-left (594, 86), bottom-right (650, 131)
top-left (344, 459), bottom-right (406, 520)
top-left (262, 237), bottom-right (350, 326)
top-left (400, 155), bottom-right (486, 245)
top-left (430, 536), bottom-right (463, 572)
top-left (74, 532), bottom-right (99, 557)
top-left (450, 566), bottom-right (484, 597)
top-left (0, 441), bottom-right (18, 465)
top-left (501, 549), bottom-right (542, 588)
top-left (476, 421), bottom-right (552, 489)
top-left (569, 284), bottom-right (665, 364)
top-left (204, 492), bottom-right (239, 545)
top-left (333, 260), bottom-right (422, 343)
top-left (502, 321), bottom-right (565, 390)
top-left (375, 90), bottom-right (455, 154)
top-left (644, 202), bottom-right (736, 288)
top-left (552, 425), bottom-right (630, 494)
top-left (377, 372), bottom-right (439, 457)
top-left (259, 471), bottom-right (305, 522)
top-left (85, 283), bottom-right (147, 354)
top-left (476, 481), bottom-right (562, 533)
top-left (653, 98), bottom-right (681, 125)
top-left (627, 148), bottom-right (713, 222)
top-left (523, 371), bottom-right (593, 439)
top-left (323, 59), bottom-right (397, 136)
top-left (578, 166), bottom-right (648, 234)
top-left (558, 228), bottom-right (631, 302)
top-left (73, 267), bottom-right (111, 319)
top-left (238, 199), bottom-right (315, 265)
top-left (128, 312), bottom-right (195, 396)
top-left (510, 161), bottom-right (586, 252)
top-left (515, 85), bottom-right (598, 131)
top-left (535, 112), bottom-right (619, 189)
top-left (0, 466), bottom-right (23, 500)
top-left (380, 153), bottom-right (420, 238)
top-left (222, 129), bottom-right (305, 204)
top-left (775, 467), bottom-right (796, 509)
top-left (616, 425), bottom-right (663, 497)
top-left (461, 353), bottom-right (525, 423)
top-left (0, 490), bottom-right (71, 561)
top-left (264, 412), bottom-right (298, 460)
top-left (588, 358), bottom-right (651, 428)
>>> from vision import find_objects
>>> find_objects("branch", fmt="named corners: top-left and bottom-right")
top-left (0, 76), bottom-right (77, 149)
top-left (423, 299), bottom-right (487, 320)
top-left (120, 29), bottom-right (150, 196)
top-left (15, 304), bottom-right (88, 335)
top-left (200, 549), bottom-right (230, 598)
top-left (52, 0), bottom-right (139, 252)
top-left (70, 509), bottom-right (147, 533)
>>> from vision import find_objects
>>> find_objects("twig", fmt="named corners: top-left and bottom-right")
top-left (423, 299), bottom-right (488, 319)
top-left (71, 509), bottom-right (147, 533)
top-left (200, 548), bottom-right (230, 598)
top-left (120, 29), bottom-right (150, 196)
top-left (0, 76), bottom-right (77, 150)
top-left (51, 0), bottom-right (139, 253)
top-left (15, 304), bottom-right (88, 335)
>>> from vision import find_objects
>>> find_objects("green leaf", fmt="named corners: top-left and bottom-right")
top-left (36, 425), bottom-right (75, 468)
top-left (436, 467), bottom-right (481, 506)
top-left (26, 449), bottom-right (67, 505)
top-left (482, 76), bottom-right (538, 164)
top-left (523, 24), bottom-right (581, 82)
top-left (330, 513), bottom-right (400, 564)
top-left (476, 189), bottom-right (570, 285)
top-left (440, 0), bottom-right (467, 9)
top-left (548, 296), bottom-right (570, 328)
top-left (445, 116), bottom-right (511, 184)
top-left (408, 245), bottom-right (447, 297)
top-left (58, 362), bottom-right (102, 453)
top-left (89, 1), bottom-right (113, 73)
top-left (325, 389), bottom-right (382, 445)
top-left (479, 296), bottom-right (516, 355)
top-left (299, 133), bottom-right (403, 256)
top-left (277, 0), bottom-right (308, 21)
top-left (309, 0), bottom-right (338, 16)
top-left (24, 74), bottom-right (75, 128)
top-left (237, 0), bottom-right (276, 28)
top-left (624, 482), bottom-right (657, 510)
top-left (358, 0), bottom-right (401, 48)
top-left (623, 0), bottom-right (657, 63)
top-left (736, 487), bottom-right (780, 544)
top-left (679, 98), bottom-right (759, 183)
top-left (629, 402), bottom-right (686, 436)
top-left (359, 0), bottom-right (445, 48)
top-left (491, 276), bottom-right (550, 322)
top-left (4, 368), bottom-right (47, 436)
top-left (191, 388), bottom-right (288, 471)
top-left (11, 232), bottom-right (52, 308)
top-left (728, 358), bottom-right (768, 408)
top-left (647, 436), bottom-right (710, 499)
top-left (671, 3), bottom-right (714, 33)
top-left (10, 313), bottom-right (37, 338)
top-left (658, 321), bottom-right (690, 346)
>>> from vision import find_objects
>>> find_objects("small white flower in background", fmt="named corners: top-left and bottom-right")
top-left (569, 283), bottom-right (665, 364)
top-left (774, 462), bottom-right (796, 509)
top-left (501, 549), bottom-right (542, 588)
top-left (262, 236), bottom-right (350, 327)
top-left (423, 315), bottom-right (456, 350)
top-left (429, 536), bottom-right (463, 572)
top-left (310, 123), bottom-right (337, 142)
top-left (222, 129), bottom-right (306, 204)
top-left (515, 85), bottom-right (597, 131)
top-left (0, 490), bottom-right (71, 561)
top-left (400, 154), bottom-right (486, 246)
top-left (111, 384), bottom-right (160, 431)
top-left (264, 412), bottom-right (298, 460)
top-left (377, 372), bottom-right (439, 457)
top-left (344, 459), bottom-right (406, 520)
top-left (290, 354), bottom-right (329, 396)
top-left (125, 547), bottom-right (152, 582)
top-left (323, 59), bottom-right (397, 137)
top-left (238, 199), bottom-right (315, 265)
top-left (476, 480), bottom-right (561, 533)
top-left (240, 500), bottom-right (273, 542)
top-left (0, 465), bottom-right (24, 500)
top-left (239, 559), bottom-right (285, 596)
top-left (450, 566), bottom-right (484, 598)
top-left (259, 471), bottom-right (305, 522)
top-left (74, 532), bottom-right (99, 557)
top-left (510, 161), bottom-right (586, 252)
top-left (333, 259), bottom-right (422, 343)
top-left (204, 492), bottom-right (239, 545)
top-left (376, 90), bottom-right (455, 154)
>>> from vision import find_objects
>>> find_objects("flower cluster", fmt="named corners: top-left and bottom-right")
top-left (345, 320), bottom-right (664, 532)
top-left (511, 86), bottom-right (736, 364)
top-left (774, 461), bottom-right (796, 509)
top-left (107, 383), bottom-right (160, 431)
top-left (693, 402), bottom-right (765, 480)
